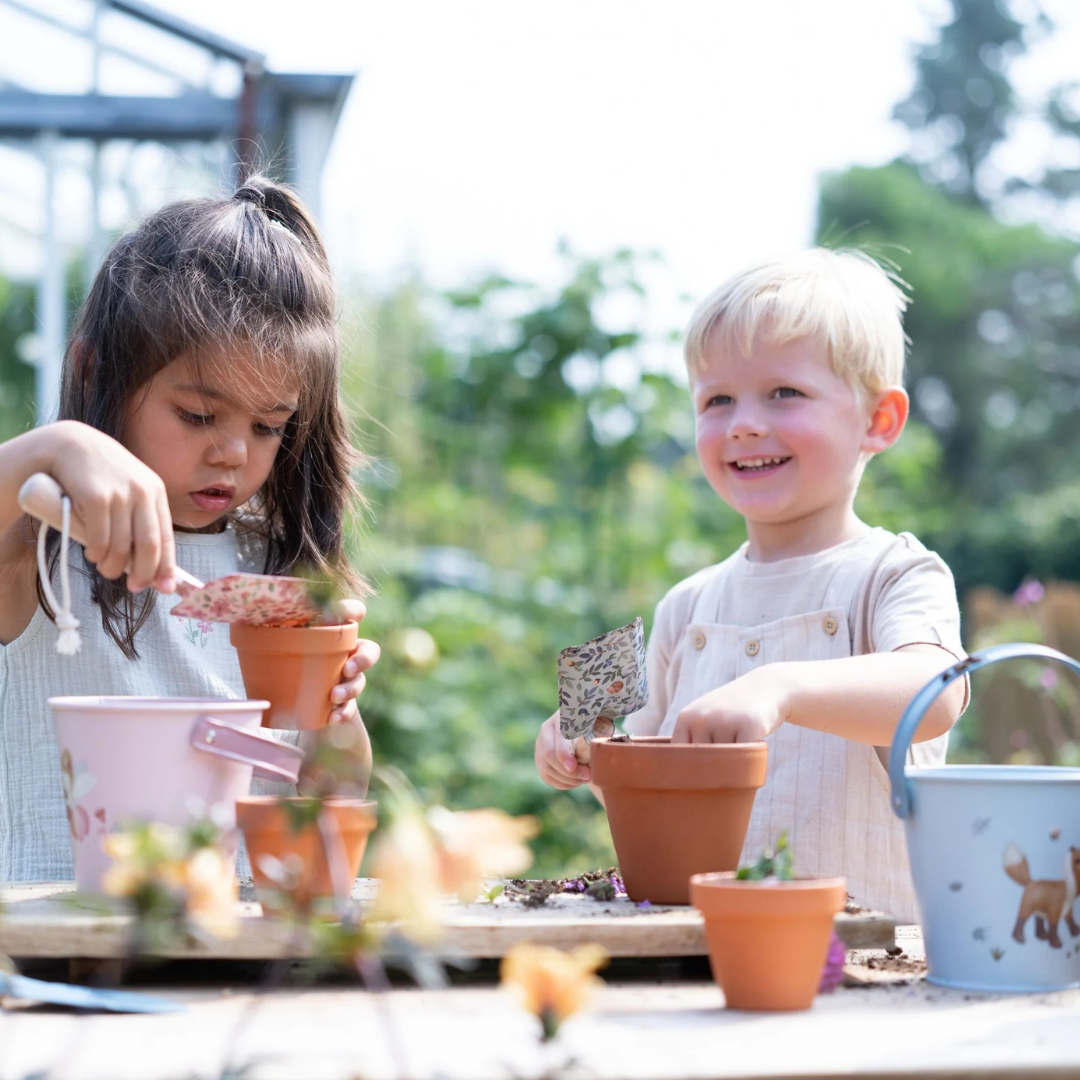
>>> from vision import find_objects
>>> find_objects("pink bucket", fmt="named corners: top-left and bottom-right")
top-left (49, 696), bottom-right (304, 892)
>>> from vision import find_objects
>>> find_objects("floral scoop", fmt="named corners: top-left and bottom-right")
top-left (557, 617), bottom-right (649, 741)
top-left (171, 573), bottom-right (320, 627)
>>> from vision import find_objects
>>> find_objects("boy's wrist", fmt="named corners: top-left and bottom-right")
top-left (751, 661), bottom-right (799, 728)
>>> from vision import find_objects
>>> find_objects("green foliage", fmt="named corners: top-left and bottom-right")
top-left (340, 252), bottom-right (747, 876)
top-left (736, 833), bottom-right (794, 881)
top-left (818, 162), bottom-right (1080, 594)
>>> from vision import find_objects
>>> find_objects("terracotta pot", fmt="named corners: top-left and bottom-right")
top-left (690, 871), bottom-right (847, 1010)
top-left (591, 736), bottom-right (768, 904)
top-left (236, 796), bottom-right (377, 909)
top-left (231, 622), bottom-right (358, 730)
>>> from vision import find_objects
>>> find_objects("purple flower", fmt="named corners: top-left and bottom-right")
top-left (1013, 579), bottom-right (1044, 607)
top-left (198, 621), bottom-right (214, 635)
top-left (636, 899), bottom-right (651, 909)
top-left (1040, 666), bottom-right (1059, 691)
top-left (818, 931), bottom-right (845, 994)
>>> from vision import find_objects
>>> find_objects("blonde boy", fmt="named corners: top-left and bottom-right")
top-left (535, 249), bottom-right (967, 919)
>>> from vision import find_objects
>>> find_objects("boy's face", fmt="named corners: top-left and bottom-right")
top-left (692, 332), bottom-right (882, 541)
top-left (121, 349), bottom-right (298, 530)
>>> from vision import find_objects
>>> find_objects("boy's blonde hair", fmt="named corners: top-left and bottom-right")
top-left (684, 249), bottom-right (909, 395)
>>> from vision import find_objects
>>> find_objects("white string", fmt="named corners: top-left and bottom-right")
top-left (36, 496), bottom-right (81, 656)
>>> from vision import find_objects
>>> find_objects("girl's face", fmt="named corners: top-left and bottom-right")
top-left (121, 349), bottom-right (298, 530)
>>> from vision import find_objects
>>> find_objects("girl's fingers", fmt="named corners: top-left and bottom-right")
top-left (348, 639), bottom-right (381, 672)
top-left (97, 496), bottom-right (132, 580)
top-left (78, 491), bottom-right (111, 567)
top-left (330, 698), bottom-right (359, 725)
top-left (127, 496), bottom-right (161, 592)
top-left (332, 671), bottom-right (366, 704)
top-left (334, 598), bottom-right (367, 624)
top-left (154, 486), bottom-right (177, 592)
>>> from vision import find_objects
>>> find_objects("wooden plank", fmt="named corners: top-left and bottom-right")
top-left (0, 881), bottom-right (897, 960)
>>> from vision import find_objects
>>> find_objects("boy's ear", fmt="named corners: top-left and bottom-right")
top-left (863, 387), bottom-right (908, 452)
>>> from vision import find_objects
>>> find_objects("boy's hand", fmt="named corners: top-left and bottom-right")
top-left (535, 711), bottom-right (592, 789)
top-left (328, 598), bottom-right (381, 725)
top-left (672, 668), bottom-right (787, 744)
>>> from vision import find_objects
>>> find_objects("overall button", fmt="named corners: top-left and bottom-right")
top-left (823, 616), bottom-right (838, 636)
top-left (692, 632), bottom-right (707, 650)
top-left (745, 639), bottom-right (760, 657)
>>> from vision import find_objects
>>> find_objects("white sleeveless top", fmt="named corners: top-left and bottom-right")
top-left (622, 528), bottom-right (965, 922)
top-left (0, 522), bottom-right (296, 882)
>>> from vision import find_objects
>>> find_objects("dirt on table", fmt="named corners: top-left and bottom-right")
top-left (844, 947), bottom-right (927, 986)
top-left (504, 868), bottom-right (627, 907)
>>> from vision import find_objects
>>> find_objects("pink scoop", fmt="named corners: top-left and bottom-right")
top-left (18, 473), bottom-right (321, 627)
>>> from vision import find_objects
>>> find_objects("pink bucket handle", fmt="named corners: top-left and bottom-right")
top-left (190, 714), bottom-right (303, 784)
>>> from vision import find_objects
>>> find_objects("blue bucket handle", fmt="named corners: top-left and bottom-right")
top-left (889, 641), bottom-right (1080, 820)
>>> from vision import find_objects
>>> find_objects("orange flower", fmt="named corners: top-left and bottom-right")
top-left (369, 805), bottom-right (538, 942)
top-left (367, 810), bottom-right (444, 944)
top-left (501, 942), bottom-right (608, 1041)
top-left (428, 807), bottom-right (538, 903)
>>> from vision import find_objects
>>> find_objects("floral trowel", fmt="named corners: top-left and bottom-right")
top-left (17, 474), bottom-right (323, 655)
top-left (557, 616), bottom-right (648, 742)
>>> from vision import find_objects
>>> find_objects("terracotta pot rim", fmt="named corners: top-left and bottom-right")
top-left (232, 621), bottom-right (355, 632)
top-left (690, 872), bottom-right (846, 890)
top-left (237, 795), bottom-right (376, 810)
top-left (593, 736), bottom-right (768, 750)
top-left (691, 872), bottom-right (846, 918)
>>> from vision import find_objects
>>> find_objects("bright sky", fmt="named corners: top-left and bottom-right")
top-left (163, 0), bottom-right (933, 311)
top-left (5, 0), bottom-right (1080, 351)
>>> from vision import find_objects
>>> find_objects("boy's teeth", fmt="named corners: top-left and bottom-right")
top-left (736, 457), bottom-right (785, 470)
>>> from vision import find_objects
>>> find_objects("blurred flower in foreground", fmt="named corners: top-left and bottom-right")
top-left (818, 931), bottom-right (845, 993)
top-left (429, 806), bottom-right (538, 903)
top-left (368, 772), bottom-right (538, 944)
top-left (101, 818), bottom-right (238, 946)
top-left (501, 942), bottom-right (608, 1042)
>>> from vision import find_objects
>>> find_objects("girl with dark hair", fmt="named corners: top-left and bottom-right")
top-left (0, 176), bottom-right (379, 882)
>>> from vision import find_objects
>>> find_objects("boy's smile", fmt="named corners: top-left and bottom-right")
top-left (692, 332), bottom-right (905, 561)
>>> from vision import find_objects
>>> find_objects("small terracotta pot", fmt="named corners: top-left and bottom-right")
top-left (690, 871), bottom-right (847, 1010)
top-left (591, 736), bottom-right (767, 904)
top-left (231, 622), bottom-right (359, 730)
top-left (236, 796), bottom-right (377, 909)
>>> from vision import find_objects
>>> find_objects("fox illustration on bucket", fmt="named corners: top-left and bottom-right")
top-left (1003, 843), bottom-right (1080, 949)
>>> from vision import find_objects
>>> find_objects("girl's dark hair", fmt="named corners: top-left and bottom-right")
top-left (40, 175), bottom-right (363, 658)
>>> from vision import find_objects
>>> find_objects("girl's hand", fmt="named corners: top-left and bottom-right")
top-left (49, 421), bottom-right (177, 594)
top-left (672, 667), bottom-right (788, 744)
top-left (328, 598), bottom-right (381, 725)
top-left (535, 711), bottom-right (592, 789)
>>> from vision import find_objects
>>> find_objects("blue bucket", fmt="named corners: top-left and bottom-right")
top-left (890, 642), bottom-right (1080, 992)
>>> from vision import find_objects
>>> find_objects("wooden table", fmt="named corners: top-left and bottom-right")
top-left (5, 886), bottom-right (1080, 1080)
top-left (0, 880), bottom-right (896, 960)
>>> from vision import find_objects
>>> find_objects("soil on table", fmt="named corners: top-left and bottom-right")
top-left (504, 868), bottom-right (626, 907)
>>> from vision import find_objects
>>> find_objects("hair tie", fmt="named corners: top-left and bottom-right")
top-left (235, 186), bottom-right (267, 208)
top-left (36, 497), bottom-right (81, 656)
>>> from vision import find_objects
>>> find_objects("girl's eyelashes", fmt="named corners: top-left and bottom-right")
top-left (254, 422), bottom-right (287, 438)
top-left (772, 386), bottom-right (805, 399)
top-left (176, 407), bottom-right (212, 426)
top-left (176, 406), bottom-right (287, 438)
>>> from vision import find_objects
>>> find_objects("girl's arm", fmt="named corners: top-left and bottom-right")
top-left (0, 421), bottom-right (177, 644)
top-left (672, 644), bottom-right (966, 747)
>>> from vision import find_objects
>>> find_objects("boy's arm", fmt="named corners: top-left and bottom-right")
top-left (673, 644), bottom-right (965, 746)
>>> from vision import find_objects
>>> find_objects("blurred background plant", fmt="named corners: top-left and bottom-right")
top-left (4, 0), bottom-right (1080, 876)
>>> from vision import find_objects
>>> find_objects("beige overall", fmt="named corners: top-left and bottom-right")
top-left (624, 528), bottom-right (965, 922)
